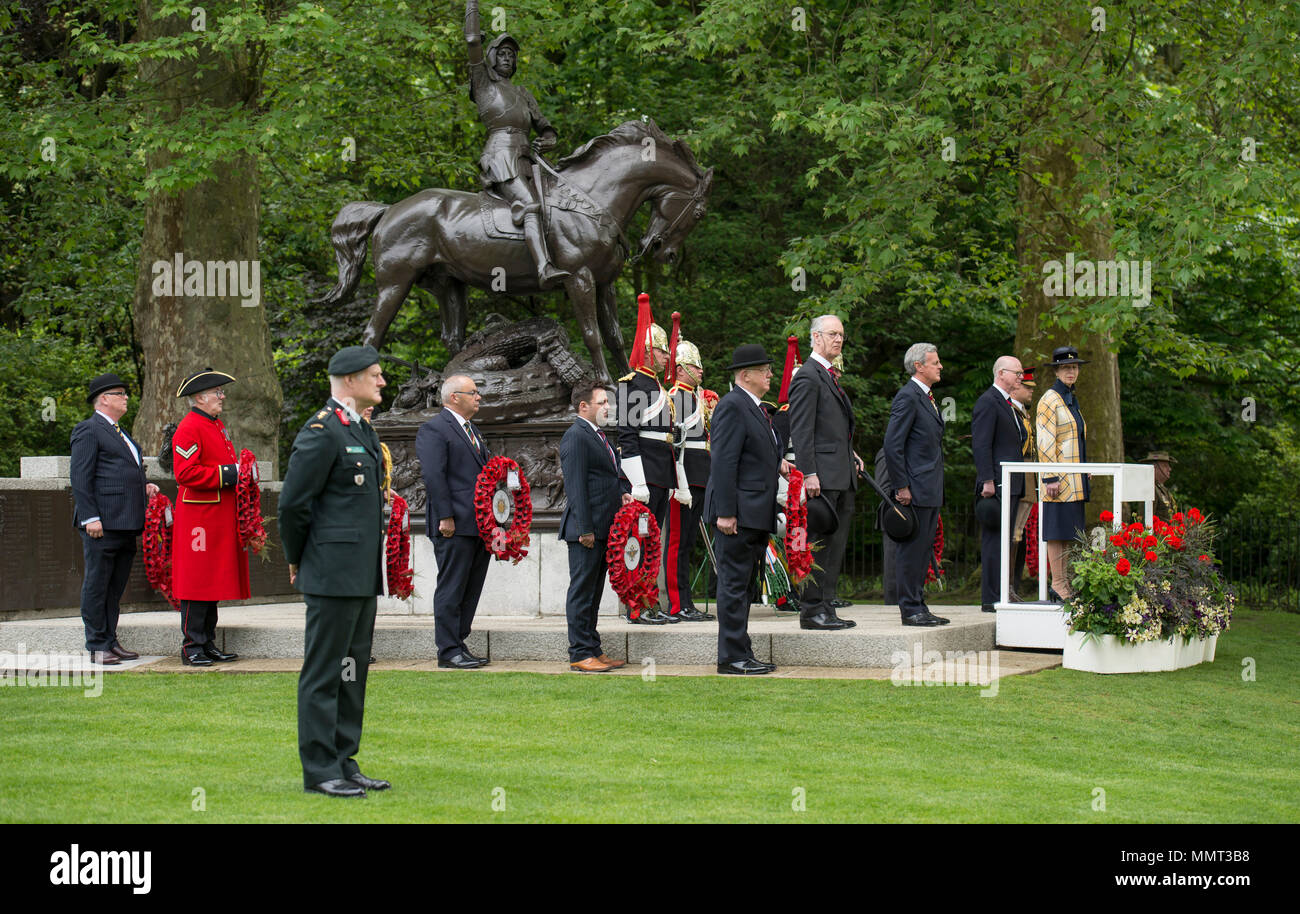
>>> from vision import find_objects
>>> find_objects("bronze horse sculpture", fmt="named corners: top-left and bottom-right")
top-left (317, 119), bottom-right (712, 381)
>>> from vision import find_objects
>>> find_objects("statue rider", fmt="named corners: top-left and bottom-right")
top-left (464, 0), bottom-right (571, 289)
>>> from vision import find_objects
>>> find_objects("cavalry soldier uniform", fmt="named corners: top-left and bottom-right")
top-left (171, 369), bottom-right (246, 666)
top-left (663, 340), bottom-right (715, 622)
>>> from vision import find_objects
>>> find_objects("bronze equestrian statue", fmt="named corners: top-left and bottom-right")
top-left (317, 1), bottom-right (712, 382)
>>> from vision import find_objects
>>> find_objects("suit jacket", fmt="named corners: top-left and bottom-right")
top-left (703, 387), bottom-right (781, 532)
top-left (971, 386), bottom-right (1026, 499)
top-left (883, 379), bottom-right (945, 508)
top-left (788, 357), bottom-right (858, 491)
top-left (416, 407), bottom-right (490, 537)
top-left (277, 399), bottom-right (385, 597)
top-left (69, 412), bottom-right (148, 532)
top-left (557, 419), bottom-right (628, 541)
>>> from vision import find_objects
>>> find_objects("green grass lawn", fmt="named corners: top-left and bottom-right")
top-left (3, 610), bottom-right (1296, 823)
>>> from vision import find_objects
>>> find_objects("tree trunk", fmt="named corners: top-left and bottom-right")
top-left (130, 1), bottom-right (282, 476)
top-left (1015, 34), bottom-right (1124, 525)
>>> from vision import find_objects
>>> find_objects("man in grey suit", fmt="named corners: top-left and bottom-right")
top-left (788, 314), bottom-right (864, 630)
top-left (883, 343), bottom-right (949, 626)
top-left (69, 373), bottom-right (160, 665)
top-left (558, 381), bottom-right (633, 672)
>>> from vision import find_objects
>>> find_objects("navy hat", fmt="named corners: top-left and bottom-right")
top-left (1047, 346), bottom-right (1089, 366)
top-left (975, 495), bottom-right (1001, 532)
top-left (328, 345), bottom-right (381, 376)
top-left (176, 368), bottom-right (236, 398)
top-left (87, 373), bottom-right (129, 404)
top-left (727, 344), bottom-right (774, 372)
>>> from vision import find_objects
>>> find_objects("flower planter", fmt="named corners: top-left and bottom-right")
top-left (1063, 631), bottom-right (1219, 674)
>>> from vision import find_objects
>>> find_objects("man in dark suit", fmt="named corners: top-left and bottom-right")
top-left (971, 355), bottom-right (1027, 612)
top-left (416, 373), bottom-right (492, 669)
top-left (69, 373), bottom-right (159, 665)
top-left (883, 343), bottom-right (949, 627)
top-left (788, 314), bottom-right (864, 630)
top-left (558, 380), bottom-right (634, 672)
top-left (704, 344), bottom-right (787, 675)
top-left (278, 345), bottom-right (390, 798)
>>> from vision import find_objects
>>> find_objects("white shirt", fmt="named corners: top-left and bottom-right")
top-left (911, 377), bottom-right (932, 396)
top-left (810, 351), bottom-right (833, 370)
top-left (96, 410), bottom-right (140, 464)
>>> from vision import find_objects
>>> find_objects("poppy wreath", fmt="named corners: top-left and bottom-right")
top-left (236, 448), bottom-right (267, 554)
top-left (473, 456), bottom-right (533, 563)
top-left (143, 492), bottom-right (180, 611)
top-left (386, 493), bottom-right (415, 599)
top-left (606, 501), bottom-right (661, 612)
top-left (784, 469), bottom-right (813, 584)
top-left (1024, 503), bottom-right (1039, 577)
top-left (924, 513), bottom-right (946, 584)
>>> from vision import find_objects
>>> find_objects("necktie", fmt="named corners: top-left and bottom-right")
top-left (927, 390), bottom-right (938, 415)
top-left (112, 422), bottom-right (139, 465)
top-left (464, 421), bottom-right (481, 454)
top-left (597, 429), bottom-right (617, 468)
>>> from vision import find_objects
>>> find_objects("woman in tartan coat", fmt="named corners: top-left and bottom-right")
top-left (1036, 346), bottom-right (1089, 600)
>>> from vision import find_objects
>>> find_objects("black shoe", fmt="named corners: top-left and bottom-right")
top-left (799, 613), bottom-right (850, 631)
top-left (627, 611), bottom-right (668, 625)
top-left (1048, 588), bottom-right (1062, 601)
top-left (203, 644), bottom-right (238, 662)
top-left (659, 609), bottom-right (681, 623)
top-left (438, 653), bottom-right (487, 669)
top-left (462, 650), bottom-right (490, 665)
top-left (717, 659), bottom-right (773, 675)
top-left (981, 603), bottom-right (996, 613)
top-left (369, 656), bottom-right (377, 664)
top-left (306, 778), bottom-right (366, 798)
top-left (676, 608), bottom-right (713, 622)
top-left (902, 612), bottom-right (945, 627)
top-left (182, 652), bottom-right (214, 666)
top-left (348, 771), bottom-right (391, 791)
top-left (832, 598), bottom-right (851, 608)
top-left (930, 613), bottom-right (951, 624)
top-left (751, 658), bottom-right (777, 671)
top-left (828, 611), bottom-right (857, 628)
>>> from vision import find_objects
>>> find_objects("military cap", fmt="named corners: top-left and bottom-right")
top-left (328, 345), bottom-right (381, 376)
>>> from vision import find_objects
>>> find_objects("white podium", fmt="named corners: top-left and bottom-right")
top-left (993, 461), bottom-right (1154, 649)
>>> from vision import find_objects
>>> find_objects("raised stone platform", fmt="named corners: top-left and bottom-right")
top-left (0, 601), bottom-right (1059, 671)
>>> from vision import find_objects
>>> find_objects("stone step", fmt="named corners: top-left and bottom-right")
top-left (0, 602), bottom-right (1019, 669)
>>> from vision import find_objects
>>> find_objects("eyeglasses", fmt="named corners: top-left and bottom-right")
top-left (204, 389), bottom-right (227, 398)
top-left (103, 390), bottom-right (129, 398)
top-left (998, 369), bottom-right (1025, 378)
top-left (454, 389), bottom-right (481, 398)
top-left (815, 330), bottom-right (846, 340)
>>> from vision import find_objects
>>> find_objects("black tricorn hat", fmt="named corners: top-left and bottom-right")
top-left (727, 344), bottom-right (774, 372)
top-left (975, 494), bottom-right (1001, 532)
top-left (87, 373), bottom-right (129, 404)
top-left (175, 368), bottom-right (236, 398)
top-left (878, 499), bottom-right (917, 542)
top-left (805, 493), bottom-right (840, 537)
top-left (1047, 345), bottom-right (1089, 366)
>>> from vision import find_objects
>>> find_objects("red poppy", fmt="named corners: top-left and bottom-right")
top-left (1145, 550), bottom-right (1158, 562)
top-left (1099, 510), bottom-right (1114, 523)
top-left (1116, 558), bottom-right (1131, 576)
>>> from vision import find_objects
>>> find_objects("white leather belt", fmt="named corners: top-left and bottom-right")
top-left (639, 431), bottom-right (672, 443)
top-left (682, 441), bottom-right (708, 450)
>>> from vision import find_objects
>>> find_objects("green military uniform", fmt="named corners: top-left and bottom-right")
top-left (279, 394), bottom-right (385, 788)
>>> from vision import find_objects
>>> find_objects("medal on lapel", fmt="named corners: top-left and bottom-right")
top-left (354, 460), bottom-right (365, 486)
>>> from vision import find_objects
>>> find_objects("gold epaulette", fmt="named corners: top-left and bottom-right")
top-left (618, 371), bottom-right (636, 383)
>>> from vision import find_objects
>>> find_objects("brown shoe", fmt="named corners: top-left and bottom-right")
top-left (90, 650), bottom-right (121, 665)
top-left (109, 644), bottom-right (139, 660)
top-left (597, 654), bottom-right (627, 669)
top-left (569, 656), bottom-right (614, 673)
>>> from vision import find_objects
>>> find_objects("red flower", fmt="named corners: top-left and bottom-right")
top-left (1188, 507), bottom-right (1204, 523)
top-left (1164, 535), bottom-right (1183, 551)
top-left (473, 457), bottom-right (532, 563)
top-left (1109, 533), bottom-right (1127, 547)
top-left (1127, 522), bottom-right (1144, 533)
top-left (1199, 554), bottom-right (1211, 563)
top-left (1116, 558), bottom-right (1131, 576)
top-left (1099, 510), bottom-right (1114, 523)
top-left (1144, 550), bottom-right (1158, 562)
top-left (1172, 512), bottom-right (1185, 522)
top-left (1143, 535), bottom-right (1157, 548)
top-left (607, 502), bottom-right (661, 610)
top-left (385, 494), bottom-right (414, 599)
top-left (784, 470), bottom-right (813, 584)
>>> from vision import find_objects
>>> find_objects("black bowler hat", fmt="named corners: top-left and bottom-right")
top-left (176, 368), bottom-right (236, 398)
top-left (328, 344), bottom-right (381, 376)
top-left (727, 344), bottom-right (774, 372)
top-left (878, 499), bottom-right (917, 541)
top-left (805, 494), bottom-right (840, 537)
top-left (1047, 346), bottom-right (1089, 366)
top-left (975, 495), bottom-right (1001, 531)
top-left (86, 373), bottom-right (129, 404)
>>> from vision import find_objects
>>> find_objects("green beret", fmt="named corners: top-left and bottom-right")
top-left (328, 345), bottom-right (381, 376)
